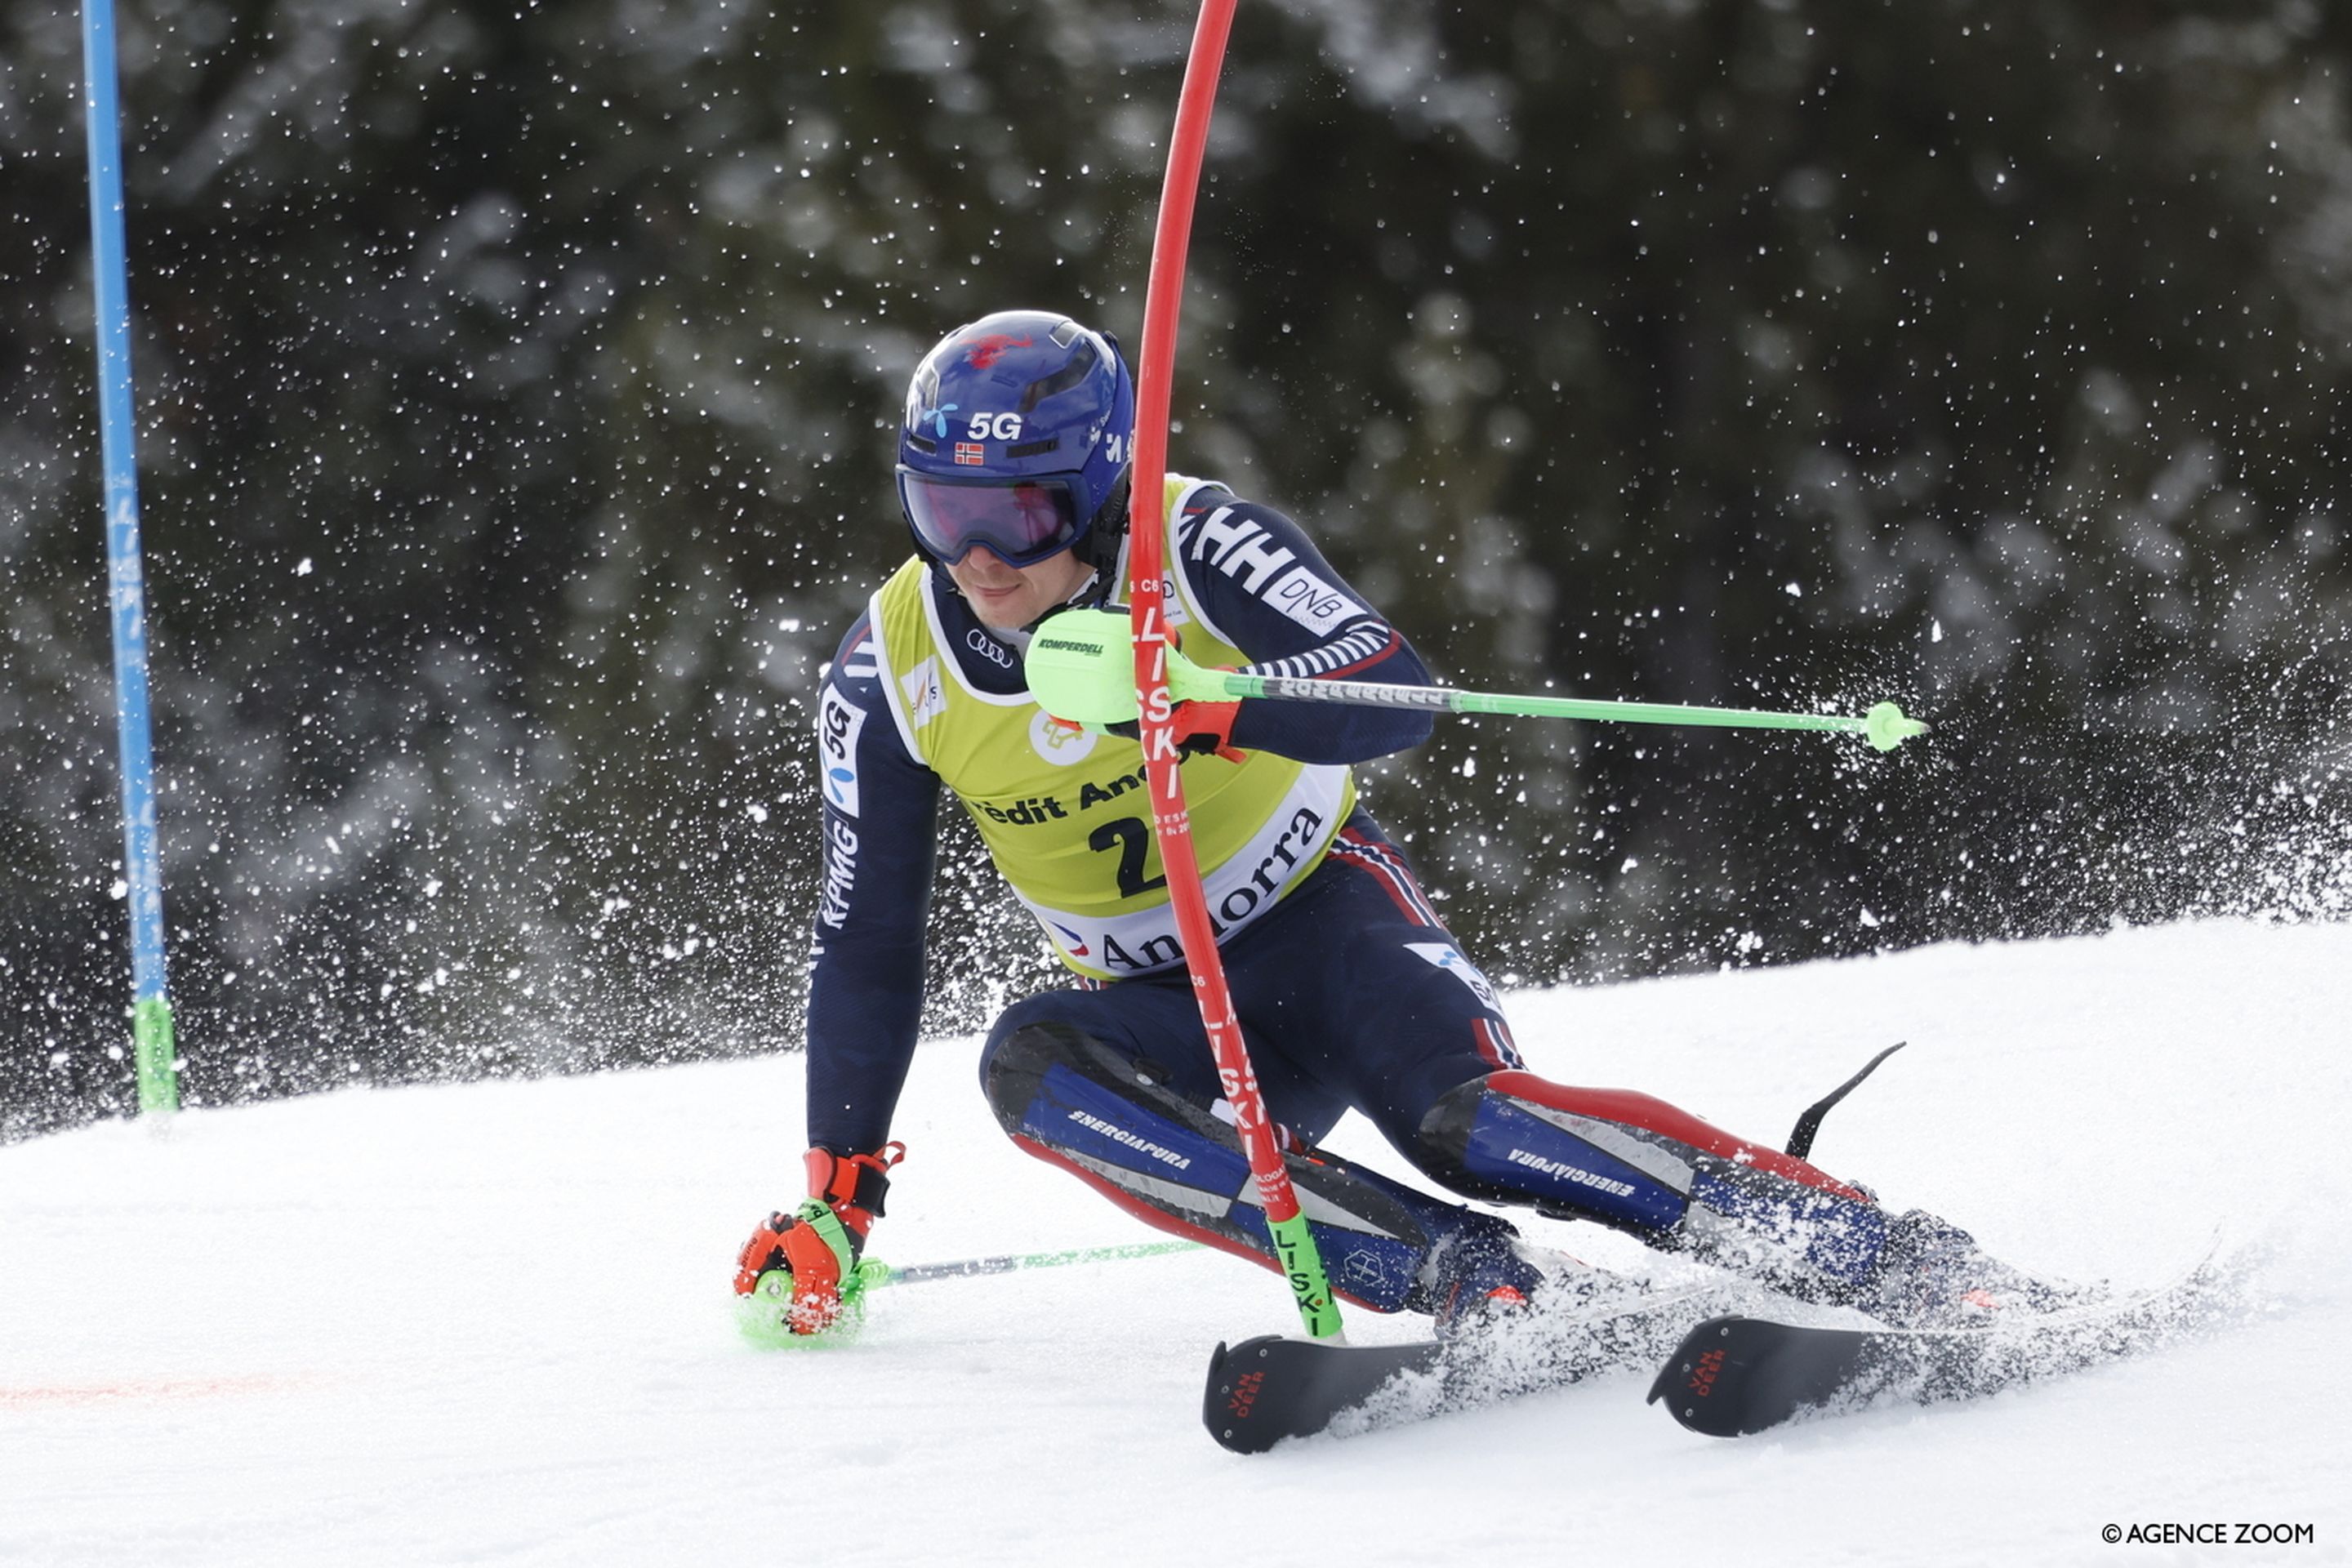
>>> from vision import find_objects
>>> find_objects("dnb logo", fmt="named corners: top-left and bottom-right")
top-left (1029, 707), bottom-right (1098, 765)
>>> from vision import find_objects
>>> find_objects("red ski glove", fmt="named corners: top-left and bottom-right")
top-left (1104, 697), bottom-right (1244, 763)
top-left (1168, 697), bottom-right (1243, 762)
top-left (733, 1143), bottom-right (903, 1336)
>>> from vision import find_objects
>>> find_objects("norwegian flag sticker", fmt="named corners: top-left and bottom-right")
top-left (954, 442), bottom-right (986, 466)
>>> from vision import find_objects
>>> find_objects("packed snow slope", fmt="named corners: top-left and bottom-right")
top-left (5, 920), bottom-right (2346, 1567)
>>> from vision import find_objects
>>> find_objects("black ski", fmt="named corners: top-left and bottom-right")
top-left (1205, 1335), bottom-right (1443, 1453)
top-left (1647, 1258), bottom-right (2235, 1437)
top-left (1204, 1285), bottom-right (1726, 1454)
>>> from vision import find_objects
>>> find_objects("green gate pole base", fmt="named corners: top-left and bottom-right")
top-left (133, 996), bottom-right (179, 1116)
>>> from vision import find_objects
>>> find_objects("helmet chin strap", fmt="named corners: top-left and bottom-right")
top-left (1012, 564), bottom-right (1112, 639)
top-left (1004, 469), bottom-right (1129, 634)
top-left (1076, 470), bottom-right (1133, 583)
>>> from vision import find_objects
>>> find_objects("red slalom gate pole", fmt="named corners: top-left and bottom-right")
top-left (1128, 0), bottom-right (1342, 1341)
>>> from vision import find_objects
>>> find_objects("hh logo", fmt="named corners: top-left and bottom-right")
top-left (1686, 1347), bottom-right (1725, 1398)
top-left (1227, 1369), bottom-right (1265, 1419)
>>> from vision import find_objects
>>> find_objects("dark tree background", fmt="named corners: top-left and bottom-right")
top-left (5, 0), bottom-right (2348, 1139)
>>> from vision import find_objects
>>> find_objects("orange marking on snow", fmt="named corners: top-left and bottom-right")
top-left (0, 1373), bottom-right (314, 1407)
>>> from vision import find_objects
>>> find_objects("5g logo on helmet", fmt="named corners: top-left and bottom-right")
top-left (966, 412), bottom-right (1026, 441)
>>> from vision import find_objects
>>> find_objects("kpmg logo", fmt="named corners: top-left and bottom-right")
top-left (818, 818), bottom-right (860, 929)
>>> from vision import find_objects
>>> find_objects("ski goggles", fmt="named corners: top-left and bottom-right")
top-left (898, 469), bottom-right (1088, 568)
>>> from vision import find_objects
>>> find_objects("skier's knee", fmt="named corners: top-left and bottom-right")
top-left (1406, 1071), bottom-right (1682, 1233)
top-left (1406, 1073), bottom-right (1516, 1202)
top-left (978, 1004), bottom-right (1101, 1137)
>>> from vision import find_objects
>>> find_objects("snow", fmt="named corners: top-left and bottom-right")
top-left (5, 919), bottom-right (2347, 1566)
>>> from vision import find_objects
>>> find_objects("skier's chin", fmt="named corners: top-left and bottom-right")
top-left (963, 584), bottom-right (1038, 629)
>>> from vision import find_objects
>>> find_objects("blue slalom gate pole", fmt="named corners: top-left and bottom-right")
top-left (82, 0), bottom-right (178, 1115)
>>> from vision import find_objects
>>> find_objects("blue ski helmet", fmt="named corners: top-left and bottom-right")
top-left (897, 310), bottom-right (1135, 570)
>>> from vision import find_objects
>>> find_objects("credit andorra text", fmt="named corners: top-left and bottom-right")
top-left (973, 762), bottom-right (1184, 827)
top-left (1506, 1146), bottom-right (1639, 1199)
top-left (1065, 1108), bottom-right (1193, 1170)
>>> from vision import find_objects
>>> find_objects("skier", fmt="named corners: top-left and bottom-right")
top-left (736, 310), bottom-right (2056, 1339)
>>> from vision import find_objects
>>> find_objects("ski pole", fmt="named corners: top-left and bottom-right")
top-left (1127, 0), bottom-right (1344, 1343)
top-left (1206, 668), bottom-right (1928, 753)
top-left (737, 1240), bottom-right (1205, 1349)
top-left (856, 1239), bottom-right (1200, 1290)
top-left (1026, 608), bottom-right (1929, 753)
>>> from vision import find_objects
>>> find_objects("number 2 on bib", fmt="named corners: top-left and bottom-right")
top-left (1088, 817), bottom-right (1168, 900)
